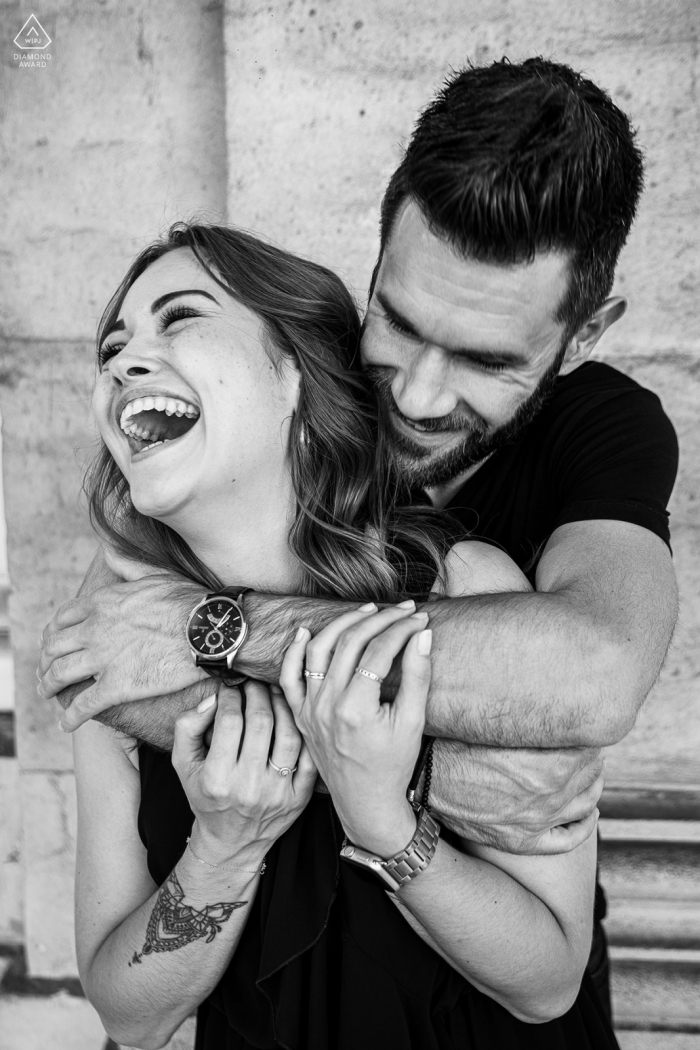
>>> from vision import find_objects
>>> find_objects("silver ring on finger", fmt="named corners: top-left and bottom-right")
top-left (269, 759), bottom-right (298, 777)
top-left (354, 665), bottom-right (384, 684)
top-left (303, 670), bottom-right (326, 680)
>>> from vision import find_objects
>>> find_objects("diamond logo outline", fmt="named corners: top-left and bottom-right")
top-left (13, 14), bottom-right (51, 50)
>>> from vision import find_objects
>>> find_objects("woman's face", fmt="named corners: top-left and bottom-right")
top-left (92, 248), bottom-right (300, 523)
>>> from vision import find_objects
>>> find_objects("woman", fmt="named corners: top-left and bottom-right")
top-left (72, 222), bottom-right (618, 1049)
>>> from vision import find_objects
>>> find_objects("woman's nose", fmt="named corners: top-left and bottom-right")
top-left (109, 341), bottom-right (163, 383)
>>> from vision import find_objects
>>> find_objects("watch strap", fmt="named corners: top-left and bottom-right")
top-left (340, 806), bottom-right (440, 893)
top-left (206, 586), bottom-right (251, 603)
top-left (382, 806), bottom-right (440, 889)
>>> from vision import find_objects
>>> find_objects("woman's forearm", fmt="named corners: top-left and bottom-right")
top-left (83, 844), bottom-right (261, 1049)
top-left (392, 840), bottom-right (588, 1023)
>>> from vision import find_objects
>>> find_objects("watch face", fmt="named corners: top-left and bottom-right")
top-left (187, 597), bottom-right (245, 659)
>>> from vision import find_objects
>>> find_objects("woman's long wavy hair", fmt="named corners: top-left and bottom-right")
top-left (86, 223), bottom-right (452, 601)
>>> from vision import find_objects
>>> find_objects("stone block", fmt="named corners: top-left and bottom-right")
top-left (20, 771), bottom-right (78, 978)
top-left (0, 0), bottom-right (227, 342)
top-left (600, 352), bottom-right (700, 784)
top-left (223, 0), bottom-right (700, 353)
top-left (0, 339), bottom-right (97, 772)
top-left (0, 758), bottom-right (24, 945)
top-left (0, 992), bottom-right (106, 1050)
top-left (617, 1034), bottom-right (700, 1050)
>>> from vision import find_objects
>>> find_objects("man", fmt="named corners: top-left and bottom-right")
top-left (39, 58), bottom-right (678, 1014)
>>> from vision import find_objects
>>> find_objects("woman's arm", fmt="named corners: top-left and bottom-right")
top-left (392, 541), bottom-right (596, 1019)
top-left (74, 685), bottom-right (316, 1049)
top-left (280, 564), bottom-right (599, 1023)
top-left (389, 829), bottom-right (596, 1022)
top-left (74, 717), bottom-right (259, 1049)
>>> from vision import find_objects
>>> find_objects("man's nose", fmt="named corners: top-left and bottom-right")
top-left (392, 346), bottom-right (459, 421)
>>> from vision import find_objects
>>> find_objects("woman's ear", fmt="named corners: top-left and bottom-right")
top-left (279, 352), bottom-right (303, 412)
top-left (559, 297), bottom-right (627, 375)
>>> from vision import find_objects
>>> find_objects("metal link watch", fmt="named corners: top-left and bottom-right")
top-left (340, 805), bottom-right (441, 893)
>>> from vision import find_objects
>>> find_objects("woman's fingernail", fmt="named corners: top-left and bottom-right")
top-left (410, 610), bottom-right (429, 620)
top-left (397, 599), bottom-right (416, 609)
top-left (197, 694), bottom-right (217, 713)
top-left (359, 602), bottom-right (377, 612)
top-left (58, 720), bottom-right (68, 733)
top-left (294, 625), bottom-right (308, 642)
top-left (417, 629), bottom-right (433, 655)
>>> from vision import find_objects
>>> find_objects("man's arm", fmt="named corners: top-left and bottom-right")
top-left (52, 552), bottom-right (222, 749)
top-left (427, 738), bottom-right (604, 854)
top-left (420, 518), bottom-right (678, 746)
top-left (43, 518), bottom-right (677, 748)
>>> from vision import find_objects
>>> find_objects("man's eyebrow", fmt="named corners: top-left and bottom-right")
top-left (102, 290), bottom-right (219, 341)
top-left (376, 290), bottom-right (528, 366)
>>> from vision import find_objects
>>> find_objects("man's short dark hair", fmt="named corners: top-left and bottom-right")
top-left (380, 57), bottom-right (644, 340)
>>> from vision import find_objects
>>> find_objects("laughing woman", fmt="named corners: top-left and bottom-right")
top-left (72, 223), bottom-right (618, 1050)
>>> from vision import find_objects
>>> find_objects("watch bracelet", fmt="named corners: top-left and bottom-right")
top-left (383, 805), bottom-right (441, 888)
top-left (340, 805), bottom-right (441, 892)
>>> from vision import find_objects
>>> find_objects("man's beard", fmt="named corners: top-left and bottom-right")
top-left (365, 351), bottom-right (565, 489)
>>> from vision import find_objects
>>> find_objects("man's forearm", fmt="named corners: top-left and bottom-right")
top-left (240, 590), bottom-right (630, 749)
top-left (235, 593), bottom-right (350, 681)
top-left (419, 589), bottom-right (628, 747)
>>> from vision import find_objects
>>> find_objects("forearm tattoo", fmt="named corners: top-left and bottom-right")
top-left (128, 870), bottom-right (247, 966)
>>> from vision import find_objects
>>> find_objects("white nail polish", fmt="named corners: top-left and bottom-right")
top-left (417, 629), bottom-right (433, 656)
top-left (359, 602), bottom-right (377, 612)
top-left (197, 694), bottom-right (217, 713)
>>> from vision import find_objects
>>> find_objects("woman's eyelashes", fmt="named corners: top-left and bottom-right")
top-left (97, 304), bottom-right (201, 369)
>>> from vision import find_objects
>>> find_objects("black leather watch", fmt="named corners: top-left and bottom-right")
top-left (185, 587), bottom-right (251, 687)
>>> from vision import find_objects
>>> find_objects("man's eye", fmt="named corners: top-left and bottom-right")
top-left (386, 314), bottom-right (417, 338)
top-left (472, 359), bottom-right (508, 373)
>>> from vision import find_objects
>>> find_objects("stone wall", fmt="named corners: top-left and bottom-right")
top-left (222, 0), bottom-right (700, 783)
top-left (0, 0), bottom-right (697, 978)
top-left (0, 0), bottom-right (227, 976)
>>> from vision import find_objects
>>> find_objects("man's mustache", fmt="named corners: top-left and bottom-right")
top-left (363, 366), bottom-right (486, 436)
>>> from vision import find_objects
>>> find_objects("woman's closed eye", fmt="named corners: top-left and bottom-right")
top-left (97, 304), bottom-right (201, 368)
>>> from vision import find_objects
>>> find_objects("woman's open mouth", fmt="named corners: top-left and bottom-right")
top-left (119, 395), bottom-right (200, 455)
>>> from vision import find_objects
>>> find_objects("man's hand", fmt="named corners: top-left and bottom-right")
top-left (38, 551), bottom-right (208, 732)
top-left (429, 739), bottom-right (604, 855)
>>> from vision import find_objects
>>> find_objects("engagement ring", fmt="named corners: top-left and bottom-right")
top-left (269, 759), bottom-right (298, 777)
top-left (304, 670), bottom-right (326, 680)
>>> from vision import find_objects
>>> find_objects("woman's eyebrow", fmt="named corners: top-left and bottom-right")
top-left (150, 289), bottom-right (220, 313)
top-left (102, 290), bottom-right (220, 341)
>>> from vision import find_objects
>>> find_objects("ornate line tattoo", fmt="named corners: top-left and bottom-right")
top-left (128, 870), bottom-right (247, 966)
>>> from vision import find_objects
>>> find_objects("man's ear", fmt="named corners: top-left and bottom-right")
top-left (558, 297), bottom-right (627, 376)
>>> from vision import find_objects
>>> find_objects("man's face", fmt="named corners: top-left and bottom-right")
top-left (361, 201), bottom-right (572, 488)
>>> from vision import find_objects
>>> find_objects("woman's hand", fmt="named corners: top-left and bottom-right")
top-left (172, 682), bottom-right (317, 870)
top-left (280, 601), bottom-right (432, 858)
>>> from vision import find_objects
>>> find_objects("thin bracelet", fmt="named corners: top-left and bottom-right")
top-left (185, 836), bottom-right (266, 876)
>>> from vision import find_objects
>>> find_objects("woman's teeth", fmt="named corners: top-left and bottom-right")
top-left (122, 423), bottom-right (165, 442)
top-left (119, 395), bottom-right (199, 431)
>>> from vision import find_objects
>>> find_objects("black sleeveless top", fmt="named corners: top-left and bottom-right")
top-left (138, 745), bottom-right (620, 1050)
